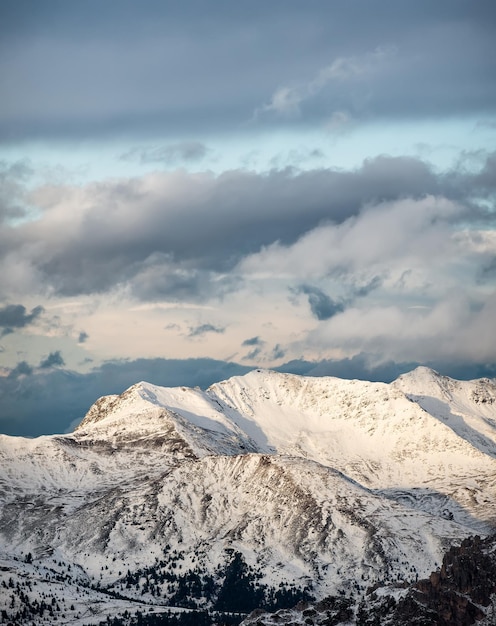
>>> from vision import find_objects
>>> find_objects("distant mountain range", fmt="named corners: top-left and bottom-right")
top-left (1, 367), bottom-right (496, 625)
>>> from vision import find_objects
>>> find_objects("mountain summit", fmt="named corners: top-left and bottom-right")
top-left (1, 368), bottom-right (496, 624)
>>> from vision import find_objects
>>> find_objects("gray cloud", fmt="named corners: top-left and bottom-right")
top-left (272, 344), bottom-right (286, 360)
top-left (243, 347), bottom-right (262, 361)
top-left (0, 304), bottom-right (44, 331)
top-left (240, 336), bottom-right (285, 361)
top-left (129, 261), bottom-right (240, 303)
top-left (188, 323), bottom-right (225, 338)
top-left (281, 354), bottom-right (496, 385)
top-left (480, 257), bottom-right (496, 281)
top-left (474, 152), bottom-right (496, 190)
top-left (242, 336), bottom-right (263, 346)
top-left (78, 331), bottom-right (89, 343)
top-left (2, 156), bottom-right (445, 299)
top-left (0, 159), bottom-right (36, 226)
top-left (120, 142), bottom-right (209, 164)
top-left (242, 336), bottom-right (266, 360)
top-left (7, 360), bottom-right (33, 379)
top-left (296, 285), bottom-right (345, 321)
top-left (0, 2), bottom-right (494, 141)
top-left (352, 276), bottom-right (383, 298)
top-left (39, 350), bottom-right (65, 369)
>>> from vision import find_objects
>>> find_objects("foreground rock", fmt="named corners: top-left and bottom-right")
top-left (241, 533), bottom-right (496, 626)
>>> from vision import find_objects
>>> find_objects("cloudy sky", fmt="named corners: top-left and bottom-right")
top-left (1, 0), bottom-right (496, 436)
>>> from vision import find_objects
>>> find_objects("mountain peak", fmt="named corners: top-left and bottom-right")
top-left (395, 365), bottom-right (441, 384)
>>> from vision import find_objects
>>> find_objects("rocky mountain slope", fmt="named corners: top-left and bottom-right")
top-left (242, 533), bottom-right (496, 626)
top-left (1, 367), bottom-right (496, 624)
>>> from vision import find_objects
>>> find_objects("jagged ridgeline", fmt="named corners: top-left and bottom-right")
top-left (1, 367), bottom-right (496, 624)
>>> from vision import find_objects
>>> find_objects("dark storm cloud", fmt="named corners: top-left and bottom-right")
top-left (188, 324), bottom-right (225, 338)
top-left (0, 1), bottom-right (495, 141)
top-left (120, 142), bottom-right (209, 165)
top-left (3, 156), bottom-right (444, 298)
top-left (296, 285), bottom-right (345, 321)
top-left (39, 350), bottom-right (65, 369)
top-left (0, 304), bottom-right (44, 332)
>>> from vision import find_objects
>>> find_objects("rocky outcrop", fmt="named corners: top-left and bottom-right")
top-left (241, 534), bottom-right (496, 625)
top-left (359, 534), bottom-right (496, 625)
top-left (404, 534), bottom-right (496, 625)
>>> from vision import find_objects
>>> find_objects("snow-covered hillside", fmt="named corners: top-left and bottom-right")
top-left (1, 367), bottom-right (496, 624)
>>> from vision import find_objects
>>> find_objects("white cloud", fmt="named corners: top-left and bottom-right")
top-left (255, 46), bottom-right (397, 120)
top-left (260, 86), bottom-right (303, 117)
top-left (238, 195), bottom-right (463, 284)
top-left (236, 194), bottom-right (496, 365)
top-left (297, 292), bottom-right (496, 365)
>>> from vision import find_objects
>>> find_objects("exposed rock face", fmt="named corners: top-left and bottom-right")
top-left (242, 534), bottom-right (496, 626)
top-left (361, 534), bottom-right (496, 626)
top-left (406, 534), bottom-right (496, 625)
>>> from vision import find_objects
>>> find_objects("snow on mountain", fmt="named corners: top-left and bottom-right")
top-left (394, 366), bottom-right (496, 456)
top-left (75, 381), bottom-right (261, 456)
top-left (211, 369), bottom-right (496, 521)
top-left (1, 367), bottom-right (496, 623)
top-left (210, 368), bottom-right (496, 471)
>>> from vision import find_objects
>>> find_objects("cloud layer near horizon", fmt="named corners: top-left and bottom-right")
top-left (4, 355), bottom-right (496, 437)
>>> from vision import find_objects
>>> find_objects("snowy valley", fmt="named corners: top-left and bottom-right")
top-left (1, 366), bottom-right (496, 625)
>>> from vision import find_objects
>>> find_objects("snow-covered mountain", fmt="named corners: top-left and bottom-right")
top-left (1, 367), bottom-right (496, 624)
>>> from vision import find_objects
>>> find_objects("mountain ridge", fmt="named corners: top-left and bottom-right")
top-left (1, 366), bottom-right (496, 624)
